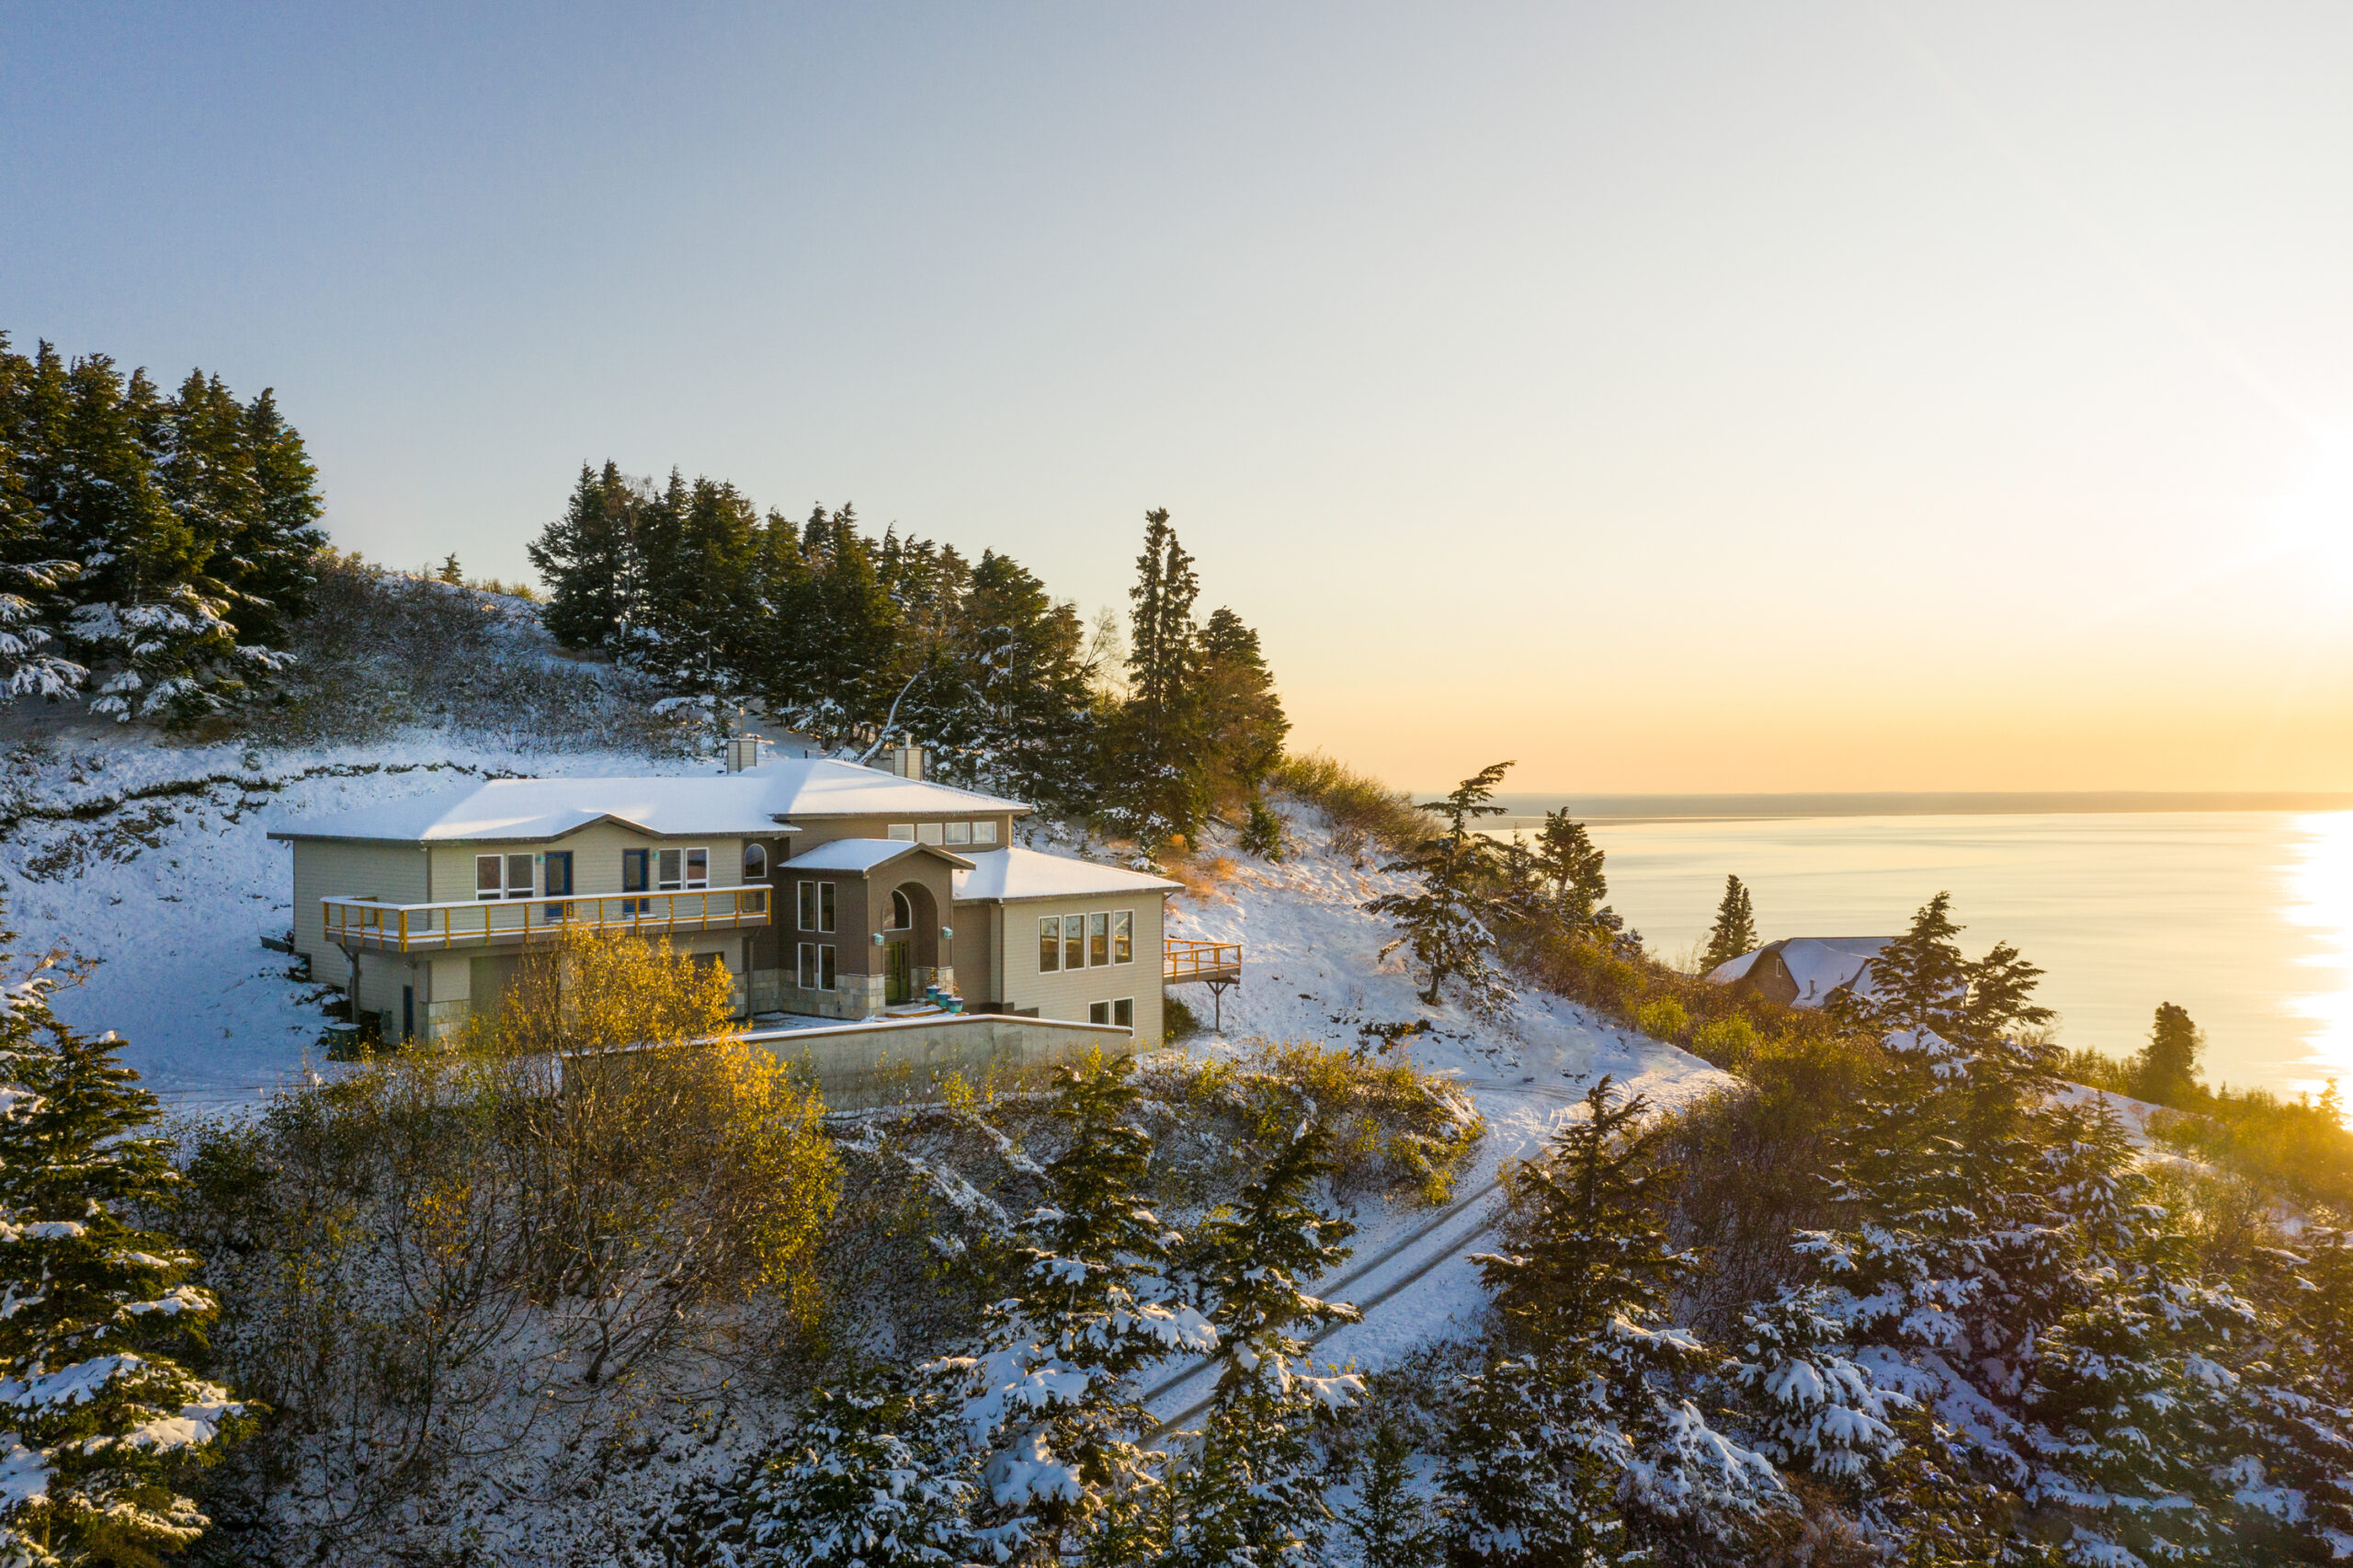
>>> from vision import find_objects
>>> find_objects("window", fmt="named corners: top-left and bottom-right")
top-left (890, 889), bottom-right (913, 930)
top-left (973, 820), bottom-right (998, 845)
top-left (945, 820), bottom-right (972, 846)
top-left (799, 881), bottom-right (835, 933)
top-left (796, 942), bottom-right (836, 990)
top-left (1112, 910), bottom-right (1133, 965)
top-left (1063, 915), bottom-right (1084, 971)
top-left (543, 851), bottom-right (574, 918)
top-left (1088, 912), bottom-right (1109, 967)
top-left (917, 822), bottom-right (944, 846)
top-left (1090, 1001), bottom-right (1109, 1025)
top-left (1039, 916), bottom-right (1061, 972)
top-left (743, 843), bottom-right (767, 880)
top-left (658, 849), bottom-right (681, 890)
top-left (686, 847), bottom-right (708, 888)
top-left (475, 854), bottom-right (531, 900)
top-left (622, 848), bottom-right (650, 914)
top-left (887, 824), bottom-right (916, 842)
top-left (1089, 999), bottom-right (1134, 1028)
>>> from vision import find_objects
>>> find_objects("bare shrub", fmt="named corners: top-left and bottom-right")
top-left (1268, 750), bottom-right (1423, 866)
top-left (174, 930), bottom-right (839, 1551)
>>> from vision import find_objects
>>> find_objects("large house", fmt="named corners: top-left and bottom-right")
top-left (270, 746), bottom-right (1188, 1046)
top-left (1706, 937), bottom-right (1889, 1010)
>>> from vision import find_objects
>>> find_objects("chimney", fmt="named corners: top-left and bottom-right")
top-left (724, 733), bottom-right (763, 773)
top-left (899, 742), bottom-right (924, 782)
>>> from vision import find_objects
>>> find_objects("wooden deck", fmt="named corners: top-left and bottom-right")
top-left (322, 888), bottom-right (770, 952)
top-left (1164, 937), bottom-right (1242, 985)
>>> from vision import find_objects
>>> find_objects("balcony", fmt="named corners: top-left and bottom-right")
top-left (322, 888), bottom-right (771, 953)
top-left (1164, 938), bottom-right (1242, 984)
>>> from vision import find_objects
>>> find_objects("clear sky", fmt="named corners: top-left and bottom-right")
top-left (6, 4), bottom-right (2350, 792)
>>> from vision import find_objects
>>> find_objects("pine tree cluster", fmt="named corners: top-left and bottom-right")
top-left (529, 479), bottom-right (1286, 836)
top-left (0, 333), bottom-right (324, 722)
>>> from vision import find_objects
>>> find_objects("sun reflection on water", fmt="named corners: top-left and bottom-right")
top-left (2286, 812), bottom-right (2353, 1096)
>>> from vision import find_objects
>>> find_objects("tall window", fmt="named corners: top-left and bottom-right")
top-left (1112, 910), bottom-right (1133, 964)
top-left (798, 942), bottom-right (835, 991)
top-left (686, 847), bottom-right (708, 887)
top-left (1063, 915), bottom-right (1085, 971)
top-left (743, 843), bottom-right (767, 880)
top-left (799, 881), bottom-right (835, 933)
top-left (1087, 913), bottom-right (1109, 967)
top-left (622, 848), bottom-right (649, 915)
top-left (1039, 916), bottom-right (1061, 972)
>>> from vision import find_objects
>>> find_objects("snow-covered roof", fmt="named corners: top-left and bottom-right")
top-left (952, 846), bottom-right (1180, 903)
top-left (779, 838), bottom-right (975, 874)
top-left (737, 756), bottom-right (1028, 817)
top-left (1707, 937), bottom-right (1890, 1007)
top-left (267, 776), bottom-right (794, 845)
top-left (270, 756), bottom-right (1027, 846)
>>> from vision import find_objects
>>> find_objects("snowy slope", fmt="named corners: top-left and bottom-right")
top-left (0, 733), bottom-right (710, 1101)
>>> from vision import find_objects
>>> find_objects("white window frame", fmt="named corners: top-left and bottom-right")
top-left (1063, 915), bottom-right (1085, 972)
top-left (887, 824), bottom-right (916, 842)
top-left (476, 853), bottom-right (532, 901)
top-left (1087, 912), bottom-right (1109, 967)
top-left (744, 843), bottom-right (768, 880)
top-left (1039, 916), bottom-right (1061, 972)
top-left (686, 846), bottom-right (709, 889)
top-left (945, 820), bottom-right (972, 846)
top-left (972, 820), bottom-right (998, 845)
top-left (819, 943), bottom-right (836, 991)
top-left (1112, 910), bottom-right (1133, 965)
top-left (797, 880), bottom-right (836, 934)
top-left (1114, 997), bottom-right (1133, 1028)
top-left (916, 822), bottom-right (944, 846)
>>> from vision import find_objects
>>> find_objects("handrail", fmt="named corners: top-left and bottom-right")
top-left (322, 887), bottom-right (770, 953)
top-left (1164, 937), bottom-right (1242, 982)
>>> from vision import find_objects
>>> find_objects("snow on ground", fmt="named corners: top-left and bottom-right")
top-left (0, 730), bottom-right (709, 1103)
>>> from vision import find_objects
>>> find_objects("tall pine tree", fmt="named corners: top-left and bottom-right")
top-left (1364, 762), bottom-right (1515, 1009)
top-left (1700, 874), bottom-right (1759, 972)
top-left (0, 924), bottom-right (250, 1564)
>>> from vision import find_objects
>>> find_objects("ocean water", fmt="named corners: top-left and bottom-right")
top-left (1479, 805), bottom-right (2353, 1098)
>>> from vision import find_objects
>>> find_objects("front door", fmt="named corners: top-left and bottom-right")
top-left (886, 939), bottom-right (914, 1005)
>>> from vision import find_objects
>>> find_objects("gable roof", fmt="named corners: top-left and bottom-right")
top-left (737, 756), bottom-right (1029, 818)
top-left (779, 838), bottom-right (976, 874)
top-left (268, 757), bottom-right (1028, 846)
top-left (952, 846), bottom-right (1180, 903)
top-left (1708, 937), bottom-right (1891, 1008)
top-left (267, 776), bottom-right (794, 845)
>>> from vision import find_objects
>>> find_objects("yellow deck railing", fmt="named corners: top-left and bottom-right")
top-left (322, 887), bottom-right (770, 952)
top-left (1164, 938), bottom-right (1242, 983)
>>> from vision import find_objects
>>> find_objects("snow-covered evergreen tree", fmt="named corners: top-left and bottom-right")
top-left (1730, 1283), bottom-right (1904, 1489)
top-left (1165, 1119), bottom-right (1361, 1568)
top-left (1444, 1078), bottom-right (1785, 1562)
top-left (0, 933), bottom-right (248, 1566)
top-left (959, 1056), bottom-right (1213, 1564)
top-left (653, 1362), bottom-right (981, 1567)
top-left (2015, 1098), bottom-right (2253, 1565)
top-left (1341, 1419), bottom-right (1438, 1568)
top-left (1365, 762), bottom-right (1516, 1010)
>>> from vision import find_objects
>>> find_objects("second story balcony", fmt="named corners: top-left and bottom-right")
top-left (322, 887), bottom-right (771, 954)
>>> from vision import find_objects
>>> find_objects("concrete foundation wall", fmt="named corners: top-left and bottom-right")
top-left (741, 1013), bottom-right (1138, 1109)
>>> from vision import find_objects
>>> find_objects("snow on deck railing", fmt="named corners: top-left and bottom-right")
top-left (1164, 938), bottom-right (1242, 983)
top-left (321, 888), bottom-right (770, 952)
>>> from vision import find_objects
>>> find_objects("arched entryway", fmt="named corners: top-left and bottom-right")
top-left (881, 880), bottom-right (941, 1004)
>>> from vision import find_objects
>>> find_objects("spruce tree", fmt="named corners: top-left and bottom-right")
top-left (529, 461), bottom-right (644, 653)
top-left (655, 1362), bottom-right (981, 1567)
top-left (1364, 762), bottom-right (1514, 1009)
top-left (1532, 810), bottom-right (1608, 934)
top-left (1700, 874), bottom-right (1759, 973)
top-left (1443, 1078), bottom-right (1784, 1562)
top-left (1342, 1419), bottom-right (1438, 1568)
top-left (2126, 1002), bottom-right (2203, 1108)
top-left (1729, 1284), bottom-right (1903, 1488)
top-left (1108, 508), bottom-right (1205, 848)
top-left (0, 934), bottom-right (249, 1565)
top-left (1166, 1119), bottom-right (1361, 1568)
top-left (1192, 607), bottom-right (1289, 813)
top-left (959, 1056), bottom-right (1213, 1563)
